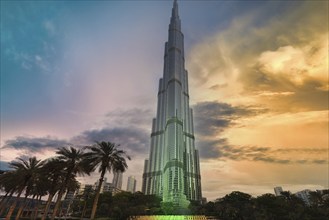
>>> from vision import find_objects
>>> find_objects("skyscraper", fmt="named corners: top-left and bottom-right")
top-left (112, 171), bottom-right (123, 189)
top-left (142, 0), bottom-right (202, 207)
top-left (274, 186), bottom-right (283, 196)
top-left (127, 176), bottom-right (137, 193)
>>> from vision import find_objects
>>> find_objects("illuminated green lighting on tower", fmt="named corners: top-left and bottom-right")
top-left (142, 0), bottom-right (202, 208)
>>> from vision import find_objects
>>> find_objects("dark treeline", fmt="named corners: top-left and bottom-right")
top-left (71, 190), bottom-right (329, 220)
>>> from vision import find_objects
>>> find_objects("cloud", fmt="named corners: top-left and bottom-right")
top-left (72, 126), bottom-right (149, 157)
top-left (312, 160), bottom-right (328, 165)
top-left (105, 108), bottom-right (152, 129)
top-left (187, 0), bottom-right (328, 113)
top-left (193, 101), bottom-right (267, 136)
top-left (241, 36), bottom-right (328, 112)
top-left (198, 137), bottom-right (328, 165)
top-left (2, 136), bottom-right (70, 152)
top-left (198, 138), bottom-right (229, 159)
top-left (1, 107), bottom-right (151, 161)
top-left (1, 127), bottom-right (149, 161)
top-left (71, 108), bottom-right (152, 157)
top-left (209, 84), bottom-right (228, 90)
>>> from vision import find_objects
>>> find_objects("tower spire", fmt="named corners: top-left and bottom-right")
top-left (172, 0), bottom-right (179, 19)
top-left (170, 0), bottom-right (181, 33)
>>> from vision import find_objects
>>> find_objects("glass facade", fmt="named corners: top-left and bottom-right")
top-left (142, 0), bottom-right (202, 207)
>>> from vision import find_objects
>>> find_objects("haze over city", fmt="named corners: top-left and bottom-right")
top-left (1, 0), bottom-right (328, 201)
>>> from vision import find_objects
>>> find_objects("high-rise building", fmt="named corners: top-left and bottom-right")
top-left (93, 177), bottom-right (108, 193)
top-left (127, 176), bottom-right (137, 193)
top-left (142, 0), bottom-right (202, 207)
top-left (78, 184), bottom-right (94, 196)
top-left (295, 189), bottom-right (311, 206)
top-left (112, 171), bottom-right (123, 189)
top-left (274, 186), bottom-right (283, 196)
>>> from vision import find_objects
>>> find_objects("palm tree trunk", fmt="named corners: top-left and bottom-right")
top-left (33, 195), bottom-right (42, 220)
top-left (41, 193), bottom-right (54, 220)
top-left (64, 200), bottom-right (72, 220)
top-left (51, 189), bottom-right (65, 220)
top-left (0, 190), bottom-right (14, 215)
top-left (31, 195), bottom-right (41, 220)
top-left (0, 191), bottom-right (9, 206)
top-left (80, 200), bottom-right (87, 220)
top-left (24, 194), bottom-right (37, 218)
top-left (5, 187), bottom-right (24, 220)
top-left (25, 196), bottom-right (35, 218)
top-left (15, 192), bottom-right (29, 220)
top-left (59, 199), bottom-right (65, 219)
top-left (90, 169), bottom-right (106, 220)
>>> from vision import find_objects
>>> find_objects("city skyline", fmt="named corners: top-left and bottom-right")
top-left (1, 0), bottom-right (328, 201)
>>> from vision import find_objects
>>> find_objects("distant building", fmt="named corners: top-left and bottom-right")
top-left (92, 177), bottom-right (122, 195)
top-left (274, 186), bottom-right (283, 196)
top-left (112, 172), bottom-right (123, 190)
top-left (62, 189), bottom-right (78, 216)
top-left (295, 189), bottom-right (311, 206)
top-left (93, 177), bottom-right (108, 193)
top-left (126, 176), bottom-right (137, 193)
top-left (103, 182), bottom-right (112, 192)
top-left (201, 197), bottom-right (207, 205)
top-left (78, 184), bottom-right (93, 196)
top-left (103, 183), bottom-right (122, 195)
top-left (64, 190), bottom-right (76, 201)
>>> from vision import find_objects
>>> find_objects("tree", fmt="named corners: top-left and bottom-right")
top-left (59, 178), bottom-right (80, 219)
top-left (214, 191), bottom-right (253, 220)
top-left (84, 141), bottom-right (130, 220)
top-left (50, 147), bottom-right (91, 220)
top-left (40, 158), bottom-right (67, 220)
top-left (4, 157), bottom-right (44, 220)
top-left (80, 186), bottom-right (94, 219)
top-left (309, 191), bottom-right (324, 207)
top-left (0, 171), bottom-right (20, 216)
top-left (15, 169), bottom-right (44, 220)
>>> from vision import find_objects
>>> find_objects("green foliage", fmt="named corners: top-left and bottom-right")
top-left (190, 191), bottom-right (329, 220)
top-left (161, 202), bottom-right (176, 215)
top-left (69, 190), bottom-right (329, 219)
top-left (92, 191), bottom-right (162, 219)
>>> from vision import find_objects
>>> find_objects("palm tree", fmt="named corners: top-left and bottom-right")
top-left (0, 171), bottom-right (20, 216)
top-left (60, 178), bottom-right (80, 219)
top-left (40, 158), bottom-right (66, 220)
top-left (80, 186), bottom-right (94, 219)
top-left (29, 173), bottom-right (49, 220)
top-left (15, 177), bottom-right (38, 220)
top-left (4, 157), bottom-right (44, 220)
top-left (50, 147), bottom-right (91, 220)
top-left (84, 141), bottom-right (130, 220)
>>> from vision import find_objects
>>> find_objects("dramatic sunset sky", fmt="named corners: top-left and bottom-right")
top-left (1, 0), bottom-right (328, 200)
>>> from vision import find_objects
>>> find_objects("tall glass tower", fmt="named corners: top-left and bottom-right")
top-left (112, 171), bottom-right (123, 189)
top-left (142, 0), bottom-right (202, 207)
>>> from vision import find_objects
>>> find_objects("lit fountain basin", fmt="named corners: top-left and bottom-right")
top-left (129, 216), bottom-right (209, 220)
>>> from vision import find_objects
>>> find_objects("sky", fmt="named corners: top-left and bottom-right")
top-left (1, 0), bottom-right (328, 201)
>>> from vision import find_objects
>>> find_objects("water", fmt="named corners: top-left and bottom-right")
top-left (129, 216), bottom-right (209, 220)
